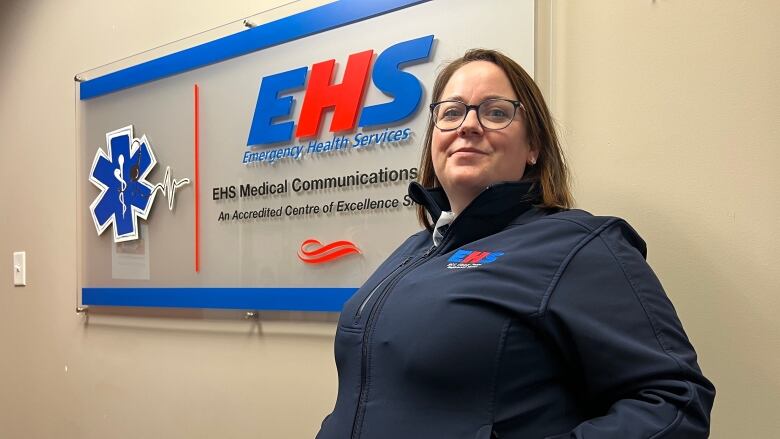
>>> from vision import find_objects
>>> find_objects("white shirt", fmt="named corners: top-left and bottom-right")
top-left (432, 211), bottom-right (457, 247)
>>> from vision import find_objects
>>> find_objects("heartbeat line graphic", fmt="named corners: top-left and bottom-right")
top-left (151, 166), bottom-right (191, 210)
top-left (113, 142), bottom-right (190, 211)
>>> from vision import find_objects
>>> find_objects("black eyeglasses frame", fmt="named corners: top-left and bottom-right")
top-left (428, 98), bottom-right (524, 132)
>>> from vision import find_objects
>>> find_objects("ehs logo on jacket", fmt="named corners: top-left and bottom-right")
top-left (447, 249), bottom-right (504, 269)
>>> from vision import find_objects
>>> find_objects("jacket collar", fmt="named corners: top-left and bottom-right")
top-left (408, 180), bottom-right (542, 252)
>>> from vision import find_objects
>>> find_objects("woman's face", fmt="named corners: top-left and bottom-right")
top-left (432, 61), bottom-right (537, 212)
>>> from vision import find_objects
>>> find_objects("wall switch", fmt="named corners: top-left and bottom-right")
top-left (13, 251), bottom-right (26, 286)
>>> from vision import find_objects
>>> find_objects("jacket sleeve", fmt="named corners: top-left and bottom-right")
top-left (539, 221), bottom-right (715, 438)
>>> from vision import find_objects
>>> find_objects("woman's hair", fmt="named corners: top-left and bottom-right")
top-left (416, 48), bottom-right (573, 229)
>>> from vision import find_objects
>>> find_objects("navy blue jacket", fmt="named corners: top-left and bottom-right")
top-left (317, 181), bottom-right (715, 439)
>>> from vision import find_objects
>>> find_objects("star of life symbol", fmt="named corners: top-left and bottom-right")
top-left (89, 125), bottom-right (190, 242)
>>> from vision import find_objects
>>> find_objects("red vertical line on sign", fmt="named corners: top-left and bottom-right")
top-left (194, 83), bottom-right (201, 272)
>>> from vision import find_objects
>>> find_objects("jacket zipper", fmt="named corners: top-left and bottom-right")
top-left (350, 244), bottom-right (439, 439)
top-left (350, 200), bottom-right (482, 439)
top-left (353, 256), bottom-right (413, 323)
top-left (347, 186), bottom-right (533, 438)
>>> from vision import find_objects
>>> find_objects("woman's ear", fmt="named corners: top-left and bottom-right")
top-left (527, 145), bottom-right (539, 165)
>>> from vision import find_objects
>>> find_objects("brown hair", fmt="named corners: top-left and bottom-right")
top-left (416, 49), bottom-right (573, 229)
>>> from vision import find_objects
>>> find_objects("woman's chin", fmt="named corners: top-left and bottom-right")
top-left (442, 175), bottom-right (490, 198)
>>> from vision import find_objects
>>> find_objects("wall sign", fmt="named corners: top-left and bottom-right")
top-left (76, 0), bottom-right (535, 311)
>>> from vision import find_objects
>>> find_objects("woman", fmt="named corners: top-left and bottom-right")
top-left (316, 49), bottom-right (715, 439)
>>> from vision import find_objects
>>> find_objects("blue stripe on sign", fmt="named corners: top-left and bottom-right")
top-left (82, 287), bottom-right (358, 311)
top-left (79, 0), bottom-right (430, 100)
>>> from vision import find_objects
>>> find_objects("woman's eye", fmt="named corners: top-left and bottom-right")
top-left (484, 107), bottom-right (508, 118)
top-left (441, 107), bottom-right (464, 119)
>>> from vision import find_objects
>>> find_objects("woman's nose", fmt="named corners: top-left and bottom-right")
top-left (458, 108), bottom-right (483, 136)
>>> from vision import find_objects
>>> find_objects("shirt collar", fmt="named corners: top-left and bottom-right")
top-left (432, 211), bottom-right (456, 246)
top-left (408, 180), bottom-right (543, 252)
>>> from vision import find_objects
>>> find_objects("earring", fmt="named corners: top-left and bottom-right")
top-left (529, 157), bottom-right (537, 165)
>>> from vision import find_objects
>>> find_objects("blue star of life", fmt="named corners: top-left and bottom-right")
top-left (88, 125), bottom-right (158, 242)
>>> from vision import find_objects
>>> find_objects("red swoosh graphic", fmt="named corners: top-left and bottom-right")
top-left (298, 239), bottom-right (361, 264)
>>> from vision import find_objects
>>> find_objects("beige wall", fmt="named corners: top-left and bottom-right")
top-left (0, 0), bottom-right (777, 437)
top-left (548, 2), bottom-right (780, 437)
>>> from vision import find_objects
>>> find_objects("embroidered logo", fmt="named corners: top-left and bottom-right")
top-left (446, 249), bottom-right (504, 269)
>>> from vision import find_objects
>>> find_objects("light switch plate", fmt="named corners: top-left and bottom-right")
top-left (13, 251), bottom-right (26, 286)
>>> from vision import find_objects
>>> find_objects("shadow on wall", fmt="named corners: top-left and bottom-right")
top-left (79, 306), bottom-right (338, 339)
top-left (0, 0), bottom-right (24, 85)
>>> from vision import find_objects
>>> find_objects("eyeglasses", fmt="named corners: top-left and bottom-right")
top-left (429, 98), bottom-right (523, 131)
